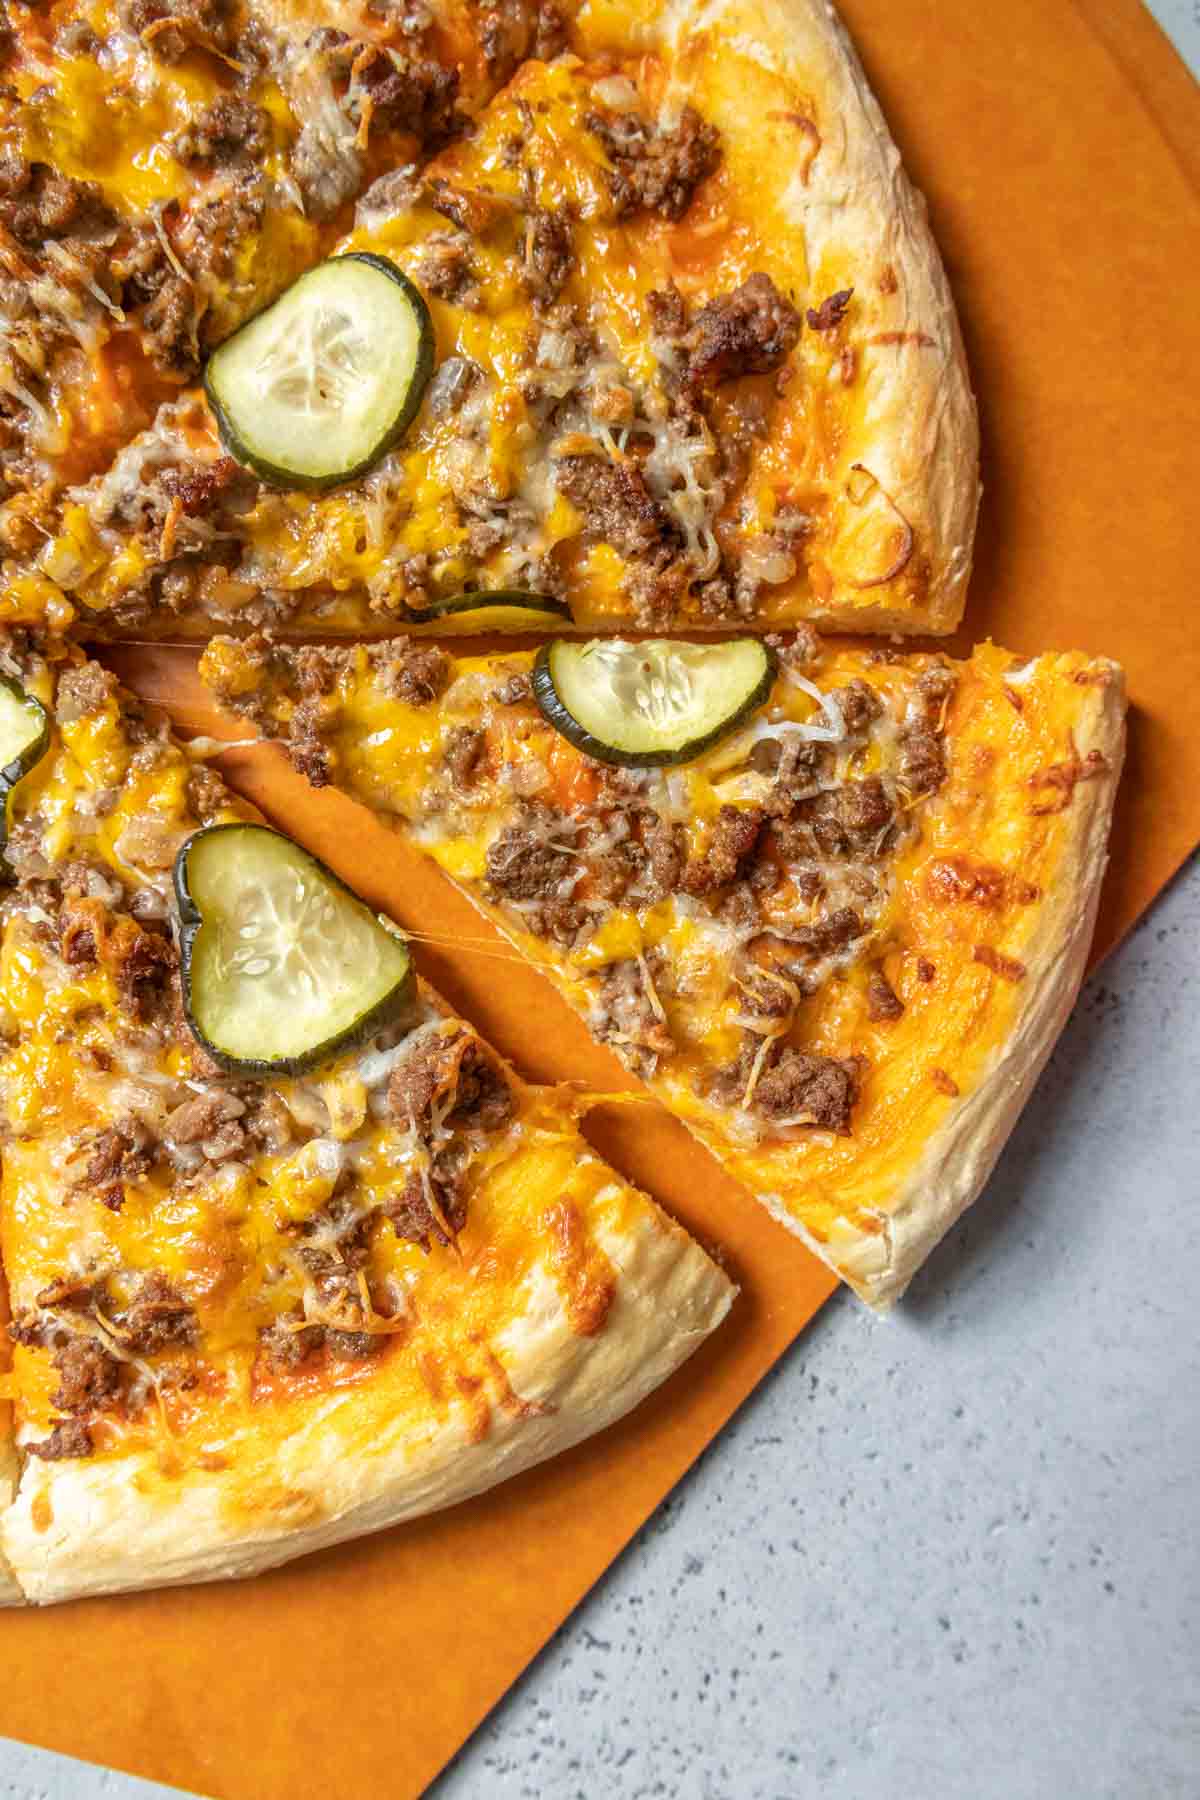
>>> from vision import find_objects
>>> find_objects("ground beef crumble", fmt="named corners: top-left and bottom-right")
top-left (592, 956), bottom-right (674, 1076)
top-left (173, 96), bottom-right (269, 166)
top-left (475, 0), bottom-right (567, 81)
top-left (0, 157), bottom-right (116, 250)
top-left (754, 1048), bottom-right (862, 1131)
top-left (77, 1119), bottom-right (156, 1210)
top-left (587, 104), bottom-right (720, 221)
top-left (387, 1026), bottom-right (515, 1136)
top-left (9, 1271), bottom-right (198, 1457)
top-left (683, 806), bottom-right (764, 896)
top-left (121, 0), bottom-right (237, 62)
top-left (683, 274), bottom-right (801, 390)
top-left (518, 205), bottom-right (574, 308)
top-left (554, 454), bottom-right (679, 564)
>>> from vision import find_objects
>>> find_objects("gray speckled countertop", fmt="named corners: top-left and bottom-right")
top-left (4, 6), bottom-right (1200, 1798)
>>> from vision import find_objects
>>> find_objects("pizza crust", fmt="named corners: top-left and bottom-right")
top-left (659, 0), bottom-right (980, 631)
top-left (0, 1430), bottom-right (22, 1607)
top-left (809, 665), bottom-right (1127, 1307)
top-left (1, 1204), bottom-right (732, 1605)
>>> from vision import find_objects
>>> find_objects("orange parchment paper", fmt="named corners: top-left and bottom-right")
top-left (3, 5), bottom-right (1199, 1797)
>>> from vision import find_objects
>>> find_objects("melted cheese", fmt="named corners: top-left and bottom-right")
top-left (0, 652), bottom-right (656, 1460)
top-left (200, 635), bottom-right (1121, 1273)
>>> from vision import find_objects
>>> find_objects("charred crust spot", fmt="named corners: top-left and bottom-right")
top-left (973, 945), bottom-right (1027, 983)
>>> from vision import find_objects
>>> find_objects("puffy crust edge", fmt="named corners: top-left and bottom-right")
top-left (665, 0), bottom-right (980, 632)
top-left (0, 1429), bottom-right (22, 1607)
top-left (1, 1209), bottom-right (733, 1604)
top-left (826, 662), bottom-right (1128, 1308)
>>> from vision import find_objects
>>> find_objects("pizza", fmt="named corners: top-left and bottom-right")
top-left (0, 0), bottom-right (559, 598)
top-left (0, 0), bottom-right (1125, 1607)
top-left (0, 642), bottom-right (732, 1603)
top-left (4, 0), bottom-right (978, 640)
top-left (198, 629), bottom-right (1125, 1307)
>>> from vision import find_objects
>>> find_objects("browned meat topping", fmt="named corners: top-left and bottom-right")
top-left (54, 661), bottom-right (119, 725)
top-left (829, 677), bottom-right (884, 734)
top-left (289, 722), bottom-right (333, 790)
top-left (140, 269), bottom-right (201, 374)
top-left (376, 642), bottom-right (451, 704)
top-left (260, 1216), bottom-right (384, 1368)
top-left (387, 1025), bottom-right (515, 1136)
top-left (412, 229), bottom-right (479, 304)
top-left (78, 1120), bottom-right (156, 1210)
top-left (46, 1333), bottom-right (123, 1413)
top-left (518, 205), bottom-right (573, 308)
top-left (9, 1271), bottom-right (197, 1456)
top-left (684, 274), bottom-right (801, 390)
top-left (704, 1039), bottom-right (863, 1133)
top-left (351, 47), bottom-right (461, 146)
top-left (683, 805), bottom-right (765, 896)
top-left (121, 0), bottom-right (236, 61)
top-left (178, 182), bottom-right (264, 282)
top-left (750, 733), bottom-right (825, 817)
top-left (774, 777), bottom-right (895, 864)
top-left (638, 813), bottom-right (682, 901)
top-left (475, 0), bottom-right (567, 81)
top-left (867, 967), bottom-right (904, 1021)
top-left (485, 809), bottom-right (575, 902)
top-left (0, 158), bottom-right (116, 250)
top-left (258, 1315), bottom-right (324, 1369)
top-left (159, 455), bottom-right (245, 516)
top-left (898, 726), bottom-right (945, 795)
top-left (186, 763), bottom-right (231, 822)
top-left (164, 1088), bottom-right (249, 1164)
top-left (754, 1047), bottom-right (862, 1131)
top-left (443, 724), bottom-right (486, 788)
top-left (173, 96), bottom-right (269, 166)
top-left (592, 956), bottom-right (674, 1076)
top-left (555, 454), bottom-right (679, 564)
top-left (55, 879), bottom-right (177, 1022)
top-left (383, 1152), bottom-right (468, 1251)
top-left (786, 905), bottom-right (865, 959)
top-left (806, 288), bottom-right (853, 332)
top-left (25, 1419), bottom-right (95, 1461)
top-left (118, 1272), bottom-right (197, 1354)
top-left (112, 918), bottom-right (175, 1021)
top-left (586, 104), bottom-right (720, 222)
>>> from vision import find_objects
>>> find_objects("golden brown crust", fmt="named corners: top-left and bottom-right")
top-left (832, 663), bottom-right (1126, 1306)
top-left (0, 1431), bottom-right (22, 1607)
top-left (2, 1197), bottom-right (732, 1604)
top-left (655, 0), bottom-right (980, 629)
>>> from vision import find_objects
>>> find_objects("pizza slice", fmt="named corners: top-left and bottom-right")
top-left (24, 0), bottom-right (976, 641)
top-left (0, 0), bottom-right (573, 620)
top-left (0, 642), bottom-right (732, 1604)
top-left (199, 628), bottom-right (1125, 1308)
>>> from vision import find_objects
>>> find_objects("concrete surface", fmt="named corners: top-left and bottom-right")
top-left (2, 4), bottom-right (1198, 1796)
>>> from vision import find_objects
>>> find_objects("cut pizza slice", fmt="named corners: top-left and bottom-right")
top-left (0, 0), bottom-right (573, 623)
top-left (199, 628), bottom-right (1124, 1308)
top-left (24, 0), bottom-right (976, 641)
top-left (0, 643), bottom-right (732, 1604)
